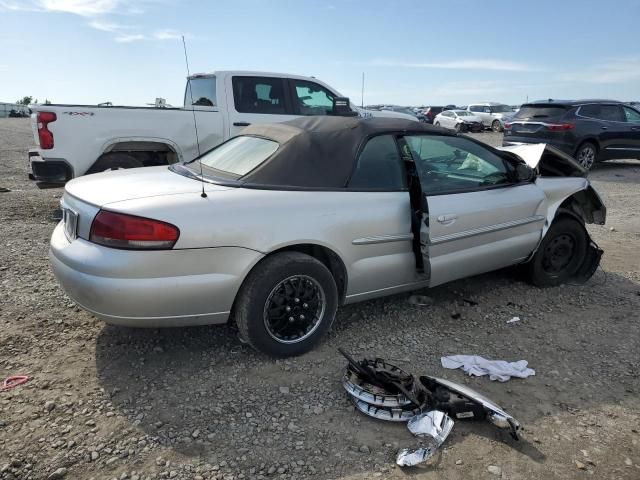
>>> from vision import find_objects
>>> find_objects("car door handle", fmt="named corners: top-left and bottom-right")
top-left (632, 126), bottom-right (640, 131)
top-left (437, 214), bottom-right (458, 224)
top-left (601, 126), bottom-right (608, 130)
top-left (233, 122), bottom-right (251, 127)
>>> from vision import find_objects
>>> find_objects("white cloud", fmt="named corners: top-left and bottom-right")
top-left (88, 19), bottom-right (126, 32)
top-left (114, 33), bottom-right (145, 43)
top-left (39, 0), bottom-right (121, 16)
top-left (152, 29), bottom-right (183, 40)
top-left (368, 58), bottom-right (539, 72)
top-left (557, 57), bottom-right (640, 84)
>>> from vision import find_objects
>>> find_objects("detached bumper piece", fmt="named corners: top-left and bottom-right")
top-left (339, 349), bottom-right (521, 467)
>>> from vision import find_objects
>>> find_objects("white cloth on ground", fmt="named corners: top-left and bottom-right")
top-left (441, 355), bottom-right (535, 382)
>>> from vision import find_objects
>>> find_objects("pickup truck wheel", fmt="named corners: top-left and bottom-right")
top-left (491, 120), bottom-right (502, 132)
top-left (87, 153), bottom-right (143, 174)
top-left (235, 252), bottom-right (338, 357)
top-left (527, 217), bottom-right (588, 287)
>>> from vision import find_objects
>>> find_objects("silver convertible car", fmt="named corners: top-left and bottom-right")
top-left (50, 117), bottom-right (606, 356)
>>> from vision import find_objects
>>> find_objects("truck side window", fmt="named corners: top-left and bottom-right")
top-left (232, 77), bottom-right (287, 114)
top-left (291, 80), bottom-right (335, 115)
top-left (185, 76), bottom-right (216, 107)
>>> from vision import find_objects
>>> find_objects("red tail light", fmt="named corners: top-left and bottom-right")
top-left (90, 210), bottom-right (180, 250)
top-left (503, 122), bottom-right (512, 130)
top-left (545, 122), bottom-right (574, 131)
top-left (37, 111), bottom-right (56, 149)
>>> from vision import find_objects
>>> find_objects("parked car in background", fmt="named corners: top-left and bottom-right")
top-left (434, 110), bottom-right (483, 132)
top-left (504, 99), bottom-right (640, 169)
top-left (422, 106), bottom-right (444, 124)
top-left (468, 103), bottom-right (515, 132)
top-left (381, 105), bottom-right (420, 119)
top-left (28, 71), bottom-right (416, 186)
top-left (443, 104), bottom-right (457, 111)
top-left (51, 116), bottom-right (605, 356)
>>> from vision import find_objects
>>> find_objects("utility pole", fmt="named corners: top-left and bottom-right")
top-left (361, 72), bottom-right (365, 108)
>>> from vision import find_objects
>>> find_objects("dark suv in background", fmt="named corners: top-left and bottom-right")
top-left (503, 100), bottom-right (640, 169)
top-left (422, 106), bottom-right (444, 124)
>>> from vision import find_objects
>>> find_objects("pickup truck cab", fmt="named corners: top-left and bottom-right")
top-left (29, 71), bottom-right (415, 185)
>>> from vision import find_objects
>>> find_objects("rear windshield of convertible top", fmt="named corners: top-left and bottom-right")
top-left (197, 136), bottom-right (279, 177)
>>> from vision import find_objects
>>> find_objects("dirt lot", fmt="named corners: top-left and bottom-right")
top-left (1, 118), bottom-right (639, 480)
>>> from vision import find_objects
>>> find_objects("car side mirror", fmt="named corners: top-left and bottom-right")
top-left (515, 163), bottom-right (535, 182)
top-left (332, 97), bottom-right (358, 117)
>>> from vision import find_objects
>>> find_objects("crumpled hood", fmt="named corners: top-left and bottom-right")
top-left (498, 143), bottom-right (587, 177)
top-left (65, 165), bottom-right (232, 207)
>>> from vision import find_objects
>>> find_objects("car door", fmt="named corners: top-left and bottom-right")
top-left (225, 75), bottom-right (298, 137)
top-left (469, 105), bottom-right (488, 127)
top-left (403, 134), bottom-right (546, 287)
top-left (343, 134), bottom-right (421, 300)
top-left (577, 104), bottom-right (628, 155)
top-left (622, 106), bottom-right (640, 158)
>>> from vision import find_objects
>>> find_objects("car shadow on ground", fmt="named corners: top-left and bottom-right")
top-left (94, 268), bottom-right (639, 471)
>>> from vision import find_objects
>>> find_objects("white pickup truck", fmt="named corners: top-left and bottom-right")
top-left (29, 70), bottom-right (415, 185)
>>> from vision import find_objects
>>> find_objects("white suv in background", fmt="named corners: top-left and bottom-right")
top-left (467, 103), bottom-right (515, 132)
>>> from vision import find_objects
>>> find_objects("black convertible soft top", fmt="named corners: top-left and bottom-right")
top-left (237, 116), bottom-right (451, 188)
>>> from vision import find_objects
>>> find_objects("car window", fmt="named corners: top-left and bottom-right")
top-left (404, 135), bottom-right (511, 194)
top-left (623, 106), bottom-right (640, 123)
top-left (232, 76), bottom-right (287, 114)
top-left (198, 136), bottom-right (279, 177)
top-left (469, 105), bottom-right (481, 112)
top-left (291, 79), bottom-right (335, 115)
top-left (349, 135), bottom-right (406, 190)
top-left (579, 104), bottom-right (624, 122)
top-left (483, 106), bottom-right (492, 113)
top-left (491, 104), bottom-right (512, 113)
top-left (185, 76), bottom-right (216, 107)
top-left (514, 105), bottom-right (567, 120)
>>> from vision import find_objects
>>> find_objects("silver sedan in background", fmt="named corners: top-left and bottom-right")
top-left (434, 110), bottom-right (484, 132)
top-left (50, 117), bottom-right (606, 357)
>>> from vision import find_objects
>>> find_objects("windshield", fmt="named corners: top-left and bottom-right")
top-left (456, 111), bottom-right (472, 116)
top-left (491, 104), bottom-right (512, 113)
top-left (195, 136), bottom-right (279, 177)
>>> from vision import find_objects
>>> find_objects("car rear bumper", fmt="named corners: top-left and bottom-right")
top-left (29, 150), bottom-right (73, 186)
top-left (49, 222), bottom-right (264, 327)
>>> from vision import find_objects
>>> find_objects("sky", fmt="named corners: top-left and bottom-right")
top-left (1, 0), bottom-right (640, 107)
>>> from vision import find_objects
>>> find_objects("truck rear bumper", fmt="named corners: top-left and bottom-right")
top-left (29, 149), bottom-right (73, 187)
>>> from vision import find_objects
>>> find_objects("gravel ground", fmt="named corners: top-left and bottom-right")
top-left (1, 118), bottom-right (639, 480)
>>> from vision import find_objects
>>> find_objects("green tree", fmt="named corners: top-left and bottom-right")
top-left (44, 99), bottom-right (52, 105)
top-left (16, 96), bottom-right (34, 106)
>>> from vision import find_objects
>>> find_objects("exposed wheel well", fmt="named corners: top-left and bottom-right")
top-left (100, 141), bottom-right (179, 168)
top-left (269, 244), bottom-right (348, 303)
top-left (557, 188), bottom-right (606, 225)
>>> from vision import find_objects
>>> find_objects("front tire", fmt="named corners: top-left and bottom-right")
top-left (527, 217), bottom-right (588, 287)
top-left (235, 252), bottom-right (338, 357)
top-left (575, 142), bottom-right (598, 170)
top-left (491, 120), bottom-right (502, 132)
top-left (435, 121), bottom-right (441, 127)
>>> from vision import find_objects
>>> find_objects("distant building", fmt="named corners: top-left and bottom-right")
top-left (0, 102), bottom-right (31, 118)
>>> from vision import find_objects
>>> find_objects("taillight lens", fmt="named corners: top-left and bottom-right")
top-left (90, 210), bottom-right (180, 250)
top-left (37, 111), bottom-right (56, 149)
top-left (503, 122), bottom-right (512, 130)
top-left (545, 122), bottom-right (574, 131)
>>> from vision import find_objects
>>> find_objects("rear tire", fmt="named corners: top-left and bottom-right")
top-left (87, 152), bottom-right (143, 174)
top-left (235, 252), bottom-right (338, 357)
top-left (575, 141), bottom-right (598, 170)
top-left (527, 217), bottom-right (588, 287)
top-left (491, 120), bottom-right (502, 132)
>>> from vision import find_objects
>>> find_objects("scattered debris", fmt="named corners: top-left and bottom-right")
top-left (450, 312), bottom-right (461, 319)
top-left (0, 187), bottom-right (10, 193)
top-left (487, 465), bottom-right (502, 476)
top-left (462, 298), bottom-right (478, 306)
top-left (339, 350), bottom-right (522, 468)
top-left (507, 316), bottom-right (521, 324)
top-left (396, 447), bottom-right (437, 467)
top-left (408, 295), bottom-right (433, 306)
top-left (441, 355), bottom-right (535, 382)
top-left (575, 460), bottom-right (586, 470)
top-left (1, 375), bottom-right (29, 392)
